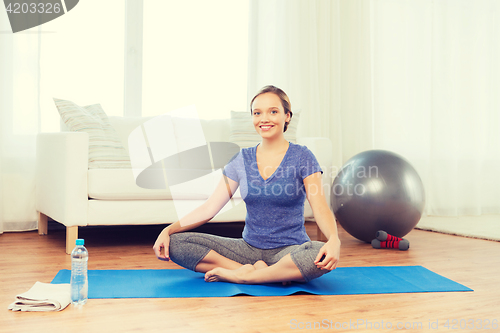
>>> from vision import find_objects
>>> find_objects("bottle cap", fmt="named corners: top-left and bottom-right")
top-left (76, 239), bottom-right (84, 246)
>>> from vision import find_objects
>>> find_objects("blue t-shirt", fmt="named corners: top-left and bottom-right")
top-left (223, 142), bottom-right (323, 249)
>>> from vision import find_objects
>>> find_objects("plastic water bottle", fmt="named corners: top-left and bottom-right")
top-left (71, 239), bottom-right (88, 305)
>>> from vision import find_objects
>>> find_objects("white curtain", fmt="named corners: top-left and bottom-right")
top-left (344, 0), bottom-right (500, 216)
top-left (0, 15), bottom-right (41, 232)
top-left (249, 0), bottom-right (500, 217)
top-left (247, 0), bottom-right (343, 169)
top-left (0, 133), bottom-right (2, 234)
top-left (0, 0), bottom-right (126, 232)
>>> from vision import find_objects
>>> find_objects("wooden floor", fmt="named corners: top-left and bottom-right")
top-left (1, 221), bottom-right (499, 333)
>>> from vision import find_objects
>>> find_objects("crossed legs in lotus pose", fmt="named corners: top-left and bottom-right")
top-left (197, 250), bottom-right (305, 284)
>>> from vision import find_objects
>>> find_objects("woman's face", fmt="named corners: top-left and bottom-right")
top-left (251, 93), bottom-right (291, 139)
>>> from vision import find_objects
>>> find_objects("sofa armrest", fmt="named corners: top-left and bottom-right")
top-left (36, 132), bottom-right (89, 227)
top-left (297, 137), bottom-right (333, 209)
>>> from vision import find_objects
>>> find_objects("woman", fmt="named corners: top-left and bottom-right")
top-left (153, 85), bottom-right (341, 284)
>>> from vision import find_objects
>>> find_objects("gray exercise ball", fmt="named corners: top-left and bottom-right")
top-left (331, 150), bottom-right (425, 243)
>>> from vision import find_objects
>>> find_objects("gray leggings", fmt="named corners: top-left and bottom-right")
top-left (169, 232), bottom-right (330, 282)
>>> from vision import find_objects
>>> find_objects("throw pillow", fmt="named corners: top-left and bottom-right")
top-left (54, 98), bottom-right (131, 169)
top-left (229, 110), bottom-right (300, 148)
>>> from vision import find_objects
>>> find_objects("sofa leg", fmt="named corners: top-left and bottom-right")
top-left (38, 212), bottom-right (48, 235)
top-left (66, 226), bottom-right (78, 255)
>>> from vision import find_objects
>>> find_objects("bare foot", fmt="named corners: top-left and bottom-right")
top-left (205, 264), bottom-right (256, 284)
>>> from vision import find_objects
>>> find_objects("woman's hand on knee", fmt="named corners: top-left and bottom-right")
top-left (314, 238), bottom-right (341, 271)
top-left (153, 228), bottom-right (171, 261)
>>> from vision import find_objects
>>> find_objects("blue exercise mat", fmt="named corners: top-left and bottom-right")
top-left (51, 266), bottom-right (472, 298)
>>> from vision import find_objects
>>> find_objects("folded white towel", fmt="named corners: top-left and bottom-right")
top-left (8, 282), bottom-right (71, 312)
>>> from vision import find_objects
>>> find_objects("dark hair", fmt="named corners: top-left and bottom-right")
top-left (250, 85), bottom-right (293, 132)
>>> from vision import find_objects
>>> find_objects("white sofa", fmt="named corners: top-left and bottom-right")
top-left (36, 116), bottom-right (333, 254)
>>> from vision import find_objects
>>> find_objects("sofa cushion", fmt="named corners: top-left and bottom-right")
top-left (102, 113), bottom-right (240, 201)
top-left (88, 169), bottom-right (210, 200)
top-left (54, 98), bottom-right (131, 169)
top-left (229, 110), bottom-right (300, 148)
top-left (87, 198), bottom-right (248, 225)
top-left (88, 169), bottom-right (243, 200)
top-left (200, 118), bottom-right (231, 142)
top-left (108, 116), bottom-right (153, 155)
top-left (108, 116), bottom-right (231, 156)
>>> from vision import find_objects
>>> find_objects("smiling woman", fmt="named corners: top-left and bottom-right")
top-left (251, 85), bottom-right (293, 135)
top-left (152, 86), bottom-right (341, 285)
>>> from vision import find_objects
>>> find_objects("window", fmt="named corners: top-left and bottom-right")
top-left (142, 0), bottom-right (249, 119)
top-left (40, 0), bottom-right (125, 132)
top-left (35, 0), bottom-right (248, 133)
